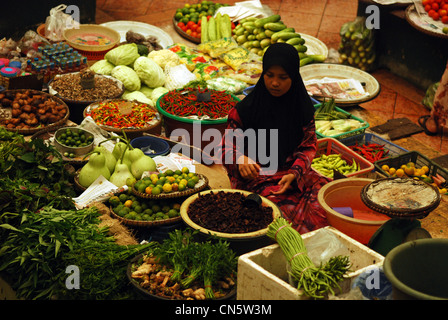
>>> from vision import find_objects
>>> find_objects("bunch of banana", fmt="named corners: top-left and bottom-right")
top-left (338, 16), bottom-right (376, 71)
top-left (232, 14), bottom-right (325, 66)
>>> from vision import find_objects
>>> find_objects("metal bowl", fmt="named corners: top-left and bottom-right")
top-left (53, 127), bottom-right (94, 157)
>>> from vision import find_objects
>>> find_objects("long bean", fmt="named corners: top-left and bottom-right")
top-left (267, 218), bottom-right (351, 299)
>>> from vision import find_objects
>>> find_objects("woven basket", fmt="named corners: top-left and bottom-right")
top-left (0, 89), bottom-right (70, 135)
top-left (361, 177), bottom-right (441, 219)
top-left (48, 73), bottom-right (125, 107)
top-left (127, 254), bottom-right (237, 300)
top-left (172, 17), bottom-right (200, 44)
top-left (109, 206), bottom-right (182, 228)
top-left (131, 174), bottom-right (209, 200)
top-left (84, 99), bottom-right (162, 139)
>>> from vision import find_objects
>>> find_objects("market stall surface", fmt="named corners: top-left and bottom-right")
top-left (94, 0), bottom-right (448, 239)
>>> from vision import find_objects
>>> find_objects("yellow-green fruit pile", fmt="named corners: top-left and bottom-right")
top-left (109, 191), bottom-right (182, 221)
top-left (133, 167), bottom-right (200, 195)
top-left (232, 14), bottom-right (325, 66)
top-left (338, 16), bottom-right (376, 71)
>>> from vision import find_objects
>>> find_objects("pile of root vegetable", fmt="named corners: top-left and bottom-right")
top-left (130, 229), bottom-right (237, 300)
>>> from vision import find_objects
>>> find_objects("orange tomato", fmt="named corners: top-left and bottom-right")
top-left (439, 9), bottom-right (448, 16)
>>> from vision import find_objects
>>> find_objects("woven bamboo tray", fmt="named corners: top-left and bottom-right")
top-left (127, 254), bottom-right (237, 300)
top-left (0, 89), bottom-right (70, 135)
top-left (83, 99), bottom-right (162, 139)
top-left (109, 206), bottom-right (182, 228)
top-left (131, 174), bottom-right (209, 199)
top-left (361, 177), bottom-right (441, 219)
top-left (172, 17), bottom-right (200, 44)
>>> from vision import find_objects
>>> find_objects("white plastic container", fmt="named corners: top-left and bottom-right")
top-left (237, 226), bottom-right (384, 300)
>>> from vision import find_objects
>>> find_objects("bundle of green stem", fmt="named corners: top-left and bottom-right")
top-left (267, 217), bottom-right (351, 299)
top-left (314, 98), bottom-right (349, 121)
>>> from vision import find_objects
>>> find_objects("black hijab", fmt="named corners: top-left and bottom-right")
top-left (236, 42), bottom-right (315, 167)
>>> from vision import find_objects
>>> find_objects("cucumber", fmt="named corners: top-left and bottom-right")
top-left (221, 14), bottom-right (232, 38)
top-left (294, 45), bottom-right (308, 53)
top-left (208, 17), bottom-right (217, 41)
top-left (270, 28), bottom-right (296, 41)
top-left (242, 22), bottom-right (256, 32)
top-left (264, 29), bottom-right (275, 38)
top-left (286, 37), bottom-right (305, 45)
top-left (216, 13), bottom-right (222, 39)
top-left (254, 14), bottom-right (281, 28)
top-left (201, 16), bottom-right (208, 43)
top-left (256, 32), bottom-right (267, 40)
top-left (236, 34), bottom-right (247, 44)
top-left (264, 22), bottom-right (286, 32)
top-left (298, 52), bottom-right (307, 59)
top-left (234, 26), bottom-right (245, 36)
top-left (300, 57), bottom-right (313, 67)
top-left (260, 38), bottom-right (271, 48)
top-left (277, 32), bottom-right (301, 41)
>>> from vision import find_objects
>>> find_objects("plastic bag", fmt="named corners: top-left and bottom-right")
top-left (304, 228), bottom-right (350, 266)
top-left (44, 4), bottom-right (79, 41)
top-left (220, 47), bottom-right (250, 71)
top-left (338, 16), bottom-right (376, 71)
top-left (206, 76), bottom-right (247, 95)
top-left (198, 37), bottom-right (238, 58)
top-left (164, 64), bottom-right (196, 91)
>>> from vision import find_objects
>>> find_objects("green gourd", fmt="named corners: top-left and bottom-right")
top-left (112, 141), bottom-right (127, 159)
top-left (94, 145), bottom-right (117, 174)
top-left (110, 159), bottom-right (134, 187)
top-left (112, 140), bottom-right (132, 170)
top-left (110, 141), bottom-right (134, 187)
top-left (78, 152), bottom-right (111, 188)
top-left (129, 148), bottom-right (157, 179)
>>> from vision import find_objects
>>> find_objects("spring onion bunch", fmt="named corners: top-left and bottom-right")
top-left (267, 217), bottom-right (351, 299)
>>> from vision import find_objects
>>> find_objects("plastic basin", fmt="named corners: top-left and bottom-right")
top-left (130, 136), bottom-right (170, 157)
top-left (317, 178), bottom-right (390, 245)
top-left (383, 238), bottom-right (448, 300)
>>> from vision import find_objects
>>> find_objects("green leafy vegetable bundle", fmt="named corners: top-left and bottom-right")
top-left (0, 206), bottom-right (154, 300)
top-left (135, 229), bottom-right (238, 300)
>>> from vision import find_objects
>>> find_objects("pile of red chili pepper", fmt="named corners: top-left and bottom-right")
top-left (158, 87), bottom-right (237, 120)
top-left (348, 142), bottom-right (389, 163)
top-left (87, 100), bottom-right (157, 129)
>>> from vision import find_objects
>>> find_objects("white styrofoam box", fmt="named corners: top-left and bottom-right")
top-left (236, 226), bottom-right (384, 300)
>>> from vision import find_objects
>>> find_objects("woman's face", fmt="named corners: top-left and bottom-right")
top-left (263, 65), bottom-right (292, 97)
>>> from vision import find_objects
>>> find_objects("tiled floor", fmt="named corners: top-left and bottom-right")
top-left (95, 0), bottom-right (448, 237)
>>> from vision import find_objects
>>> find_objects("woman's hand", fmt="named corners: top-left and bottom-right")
top-left (237, 155), bottom-right (260, 180)
top-left (271, 173), bottom-right (296, 195)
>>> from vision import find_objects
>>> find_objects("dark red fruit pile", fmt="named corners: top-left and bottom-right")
top-left (187, 191), bottom-right (274, 234)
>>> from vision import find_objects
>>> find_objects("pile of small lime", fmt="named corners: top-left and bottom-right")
top-left (133, 167), bottom-right (201, 195)
top-left (109, 190), bottom-right (182, 221)
top-left (56, 128), bottom-right (94, 148)
top-left (174, 1), bottom-right (226, 24)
